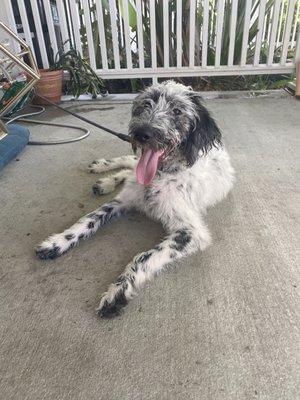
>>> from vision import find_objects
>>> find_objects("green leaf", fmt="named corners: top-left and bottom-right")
top-left (117, 0), bottom-right (137, 28)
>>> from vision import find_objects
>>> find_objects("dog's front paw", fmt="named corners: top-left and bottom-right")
top-left (96, 286), bottom-right (128, 319)
top-left (36, 241), bottom-right (61, 260)
top-left (35, 234), bottom-right (70, 260)
top-left (92, 178), bottom-right (116, 196)
top-left (88, 158), bottom-right (111, 174)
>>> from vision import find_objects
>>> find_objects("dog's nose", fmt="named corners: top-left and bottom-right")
top-left (133, 127), bottom-right (153, 143)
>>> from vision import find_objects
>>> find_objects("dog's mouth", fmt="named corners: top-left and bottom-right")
top-left (136, 147), bottom-right (165, 185)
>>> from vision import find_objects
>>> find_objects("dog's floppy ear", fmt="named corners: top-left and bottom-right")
top-left (182, 92), bottom-right (222, 166)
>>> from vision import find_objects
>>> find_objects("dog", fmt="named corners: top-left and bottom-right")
top-left (36, 81), bottom-right (235, 318)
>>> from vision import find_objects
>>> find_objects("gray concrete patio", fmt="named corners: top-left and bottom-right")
top-left (0, 94), bottom-right (299, 400)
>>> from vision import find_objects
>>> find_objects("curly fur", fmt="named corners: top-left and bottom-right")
top-left (35, 81), bottom-right (235, 318)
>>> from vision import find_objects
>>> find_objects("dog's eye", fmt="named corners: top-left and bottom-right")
top-left (173, 108), bottom-right (181, 116)
top-left (143, 101), bottom-right (152, 109)
top-left (134, 106), bottom-right (143, 115)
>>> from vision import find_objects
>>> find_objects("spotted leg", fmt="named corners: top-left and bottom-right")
top-left (36, 199), bottom-right (127, 260)
top-left (97, 224), bottom-right (211, 318)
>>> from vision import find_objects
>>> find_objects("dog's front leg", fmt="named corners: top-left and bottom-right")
top-left (97, 225), bottom-right (211, 318)
top-left (36, 199), bottom-right (127, 260)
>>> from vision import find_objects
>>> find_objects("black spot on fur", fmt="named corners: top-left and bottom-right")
top-left (131, 264), bottom-right (138, 273)
top-left (170, 229), bottom-right (192, 251)
top-left (88, 221), bottom-right (95, 229)
top-left (136, 251), bottom-right (152, 264)
top-left (78, 233), bottom-right (85, 240)
top-left (65, 234), bottom-right (75, 241)
top-left (115, 275), bottom-right (126, 285)
top-left (102, 205), bottom-right (114, 213)
top-left (92, 184), bottom-right (104, 196)
top-left (144, 188), bottom-right (152, 202)
top-left (149, 88), bottom-right (161, 103)
top-left (98, 291), bottom-right (128, 319)
top-left (36, 245), bottom-right (61, 260)
top-left (128, 275), bottom-right (135, 286)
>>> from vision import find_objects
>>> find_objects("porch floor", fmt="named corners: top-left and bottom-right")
top-left (0, 94), bottom-right (299, 400)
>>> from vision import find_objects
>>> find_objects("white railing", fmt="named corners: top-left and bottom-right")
top-left (1, 0), bottom-right (300, 82)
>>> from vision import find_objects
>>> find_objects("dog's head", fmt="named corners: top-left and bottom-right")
top-left (129, 81), bottom-right (222, 184)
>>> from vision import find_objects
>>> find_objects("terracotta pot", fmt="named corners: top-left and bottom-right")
top-left (33, 69), bottom-right (63, 105)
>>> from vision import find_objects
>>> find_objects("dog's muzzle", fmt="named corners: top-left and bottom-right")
top-left (131, 125), bottom-right (158, 146)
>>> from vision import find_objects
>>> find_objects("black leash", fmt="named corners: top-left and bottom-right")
top-left (36, 94), bottom-right (131, 143)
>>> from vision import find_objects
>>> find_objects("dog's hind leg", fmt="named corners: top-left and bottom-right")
top-left (92, 169), bottom-right (132, 196)
top-left (97, 224), bottom-right (211, 318)
top-left (88, 155), bottom-right (137, 174)
top-left (36, 199), bottom-right (127, 260)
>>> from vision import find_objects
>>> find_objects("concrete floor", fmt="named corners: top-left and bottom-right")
top-left (0, 95), bottom-right (299, 400)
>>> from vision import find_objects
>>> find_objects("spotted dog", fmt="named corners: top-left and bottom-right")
top-left (36, 81), bottom-right (235, 318)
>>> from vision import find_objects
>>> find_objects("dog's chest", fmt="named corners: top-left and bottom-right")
top-left (139, 173), bottom-right (194, 218)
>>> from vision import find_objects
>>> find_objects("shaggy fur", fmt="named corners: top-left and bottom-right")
top-left (36, 81), bottom-right (235, 318)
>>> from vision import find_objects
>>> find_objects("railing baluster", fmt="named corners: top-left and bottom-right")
top-left (240, 0), bottom-right (252, 66)
top-left (215, 0), bottom-right (225, 67)
top-left (95, 0), bottom-right (108, 70)
top-left (136, 0), bottom-right (145, 69)
top-left (3, 0), bottom-right (20, 53)
top-left (254, 0), bottom-right (267, 66)
top-left (202, 0), bottom-right (209, 67)
top-left (276, 0), bottom-right (285, 47)
top-left (109, 0), bottom-right (121, 69)
top-left (189, 0), bottom-right (196, 67)
top-left (267, 0), bottom-right (282, 66)
top-left (43, 0), bottom-right (59, 56)
top-left (228, 0), bottom-right (238, 66)
top-left (16, 0), bottom-right (36, 60)
top-left (29, 0), bottom-right (48, 68)
top-left (281, 0), bottom-right (297, 65)
top-left (122, 0), bottom-right (132, 69)
top-left (176, 0), bottom-right (182, 67)
top-left (56, 0), bottom-right (70, 51)
top-left (163, 0), bottom-right (169, 68)
top-left (69, 0), bottom-right (83, 55)
top-left (149, 0), bottom-right (157, 69)
top-left (291, 0), bottom-right (300, 47)
top-left (82, 0), bottom-right (96, 70)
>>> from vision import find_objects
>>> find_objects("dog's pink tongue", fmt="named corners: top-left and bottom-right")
top-left (136, 148), bottom-right (164, 185)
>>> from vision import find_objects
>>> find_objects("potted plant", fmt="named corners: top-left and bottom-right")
top-left (34, 41), bottom-right (106, 105)
top-left (33, 51), bottom-right (63, 105)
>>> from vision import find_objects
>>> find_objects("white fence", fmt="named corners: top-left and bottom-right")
top-left (1, 0), bottom-right (300, 81)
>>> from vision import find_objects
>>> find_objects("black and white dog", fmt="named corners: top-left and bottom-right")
top-left (36, 81), bottom-right (235, 318)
